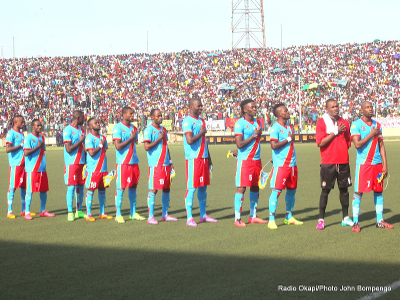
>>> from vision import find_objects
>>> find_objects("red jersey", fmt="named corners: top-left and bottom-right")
top-left (316, 117), bottom-right (351, 164)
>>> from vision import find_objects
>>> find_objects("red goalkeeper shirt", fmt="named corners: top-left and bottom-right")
top-left (316, 117), bottom-right (351, 164)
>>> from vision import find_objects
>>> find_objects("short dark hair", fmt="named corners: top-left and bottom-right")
top-left (188, 97), bottom-right (201, 108)
top-left (273, 103), bottom-right (285, 117)
top-left (150, 109), bottom-right (160, 117)
top-left (72, 110), bottom-right (84, 120)
top-left (239, 99), bottom-right (254, 116)
top-left (87, 117), bottom-right (96, 127)
top-left (13, 115), bottom-right (23, 124)
top-left (122, 106), bottom-right (133, 116)
top-left (326, 99), bottom-right (337, 108)
top-left (31, 118), bottom-right (40, 126)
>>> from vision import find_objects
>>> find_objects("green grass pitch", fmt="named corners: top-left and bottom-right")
top-left (1, 142), bottom-right (400, 300)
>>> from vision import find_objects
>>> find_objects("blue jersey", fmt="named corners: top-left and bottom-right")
top-left (112, 122), bottom-right (139, 165)
top-left (63, 125), bottom-right (86, 165)
top-left (269, 122), bottom-right (296, 167)
top-left (23, 133), bottom-right (46, 172)
top-left (143, 124), bottom-right (170, 167)
top-left (182, 115), bottom-right (208, 160)
top-left (234, 117), bottom-right (261, 161)
top-left (350, 119), bottom-right (383, 165)
top-left (6, 129), bottom-right (25, 167)
top-left (85, 133), bottom-right (108, 172)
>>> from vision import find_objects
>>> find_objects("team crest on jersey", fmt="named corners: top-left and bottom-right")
top-left (361, 126), bottom-right (366, 131)
top-left (32, 139), bottom-right (36, 143)
top-left (122, 129), bottom-right (126, 134)
top-left (72, 131), bottom-right (75, 135)
top-left (153, 131), bottom-right (156, 135)
top-left (245, 125), bottom-right (249, 129)
top-left (280, 129), bottom-right (284, 134)
top-left (322, 181), bottom-right (326, 187)
top-left (193, 122), bottom-right (197, 126)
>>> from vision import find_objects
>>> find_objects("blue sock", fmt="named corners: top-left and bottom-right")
top-left (76, 185), bottom-right (84, 211)
top-left (21, 188), bottom-right (26, 212)
top-left (185, 188), bottom-right (196, 220)
top-left (115, 188), bottom-right (124, 217)
top-left (234, 193), bottom-right (244, 220)
top-left (352, 194), bottom-right (362, 223)
top-left (26, 193), bottom-right (32, 213)
top-left (285, 189), bottom-right (296, 220)
top-left (7, 188), bottom-right (15, 212)
top-left (198, 187), bottom-right (207, 219)
top-left (374, 192), bottom-right (384, 222)
top-left (66, 186), bottom-right (75, 213)
top-left (86, 190), bottom-right (94, 216)
top-left (269, 189), bottom-right (282, 222)
top-left (40, 192), bottom-right (47, 213)
top-left (129, 188), bottom-right (137, 216)
top-left (98, 191), bottom-right (106, 215)
top-left (161, 192), bottom-right (170, 217)
top-left (147, 192), bottom-right (156, 218)
top-left (249, 191), bottom-right (259, 218)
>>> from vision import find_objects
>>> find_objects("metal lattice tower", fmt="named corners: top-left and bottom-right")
top-left (231, 0), bottom-right (266, 49)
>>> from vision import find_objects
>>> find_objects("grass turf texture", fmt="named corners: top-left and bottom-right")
top-left (1, 143), bottom-right (400, 300)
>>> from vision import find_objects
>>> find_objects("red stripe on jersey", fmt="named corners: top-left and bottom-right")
top-left (73, 144), bottom-right (83, 164)
top-left (283, 125), bottom-right (294, 167)
top-left (364, 124), bottom-right (380, 165)
top-left (197, 119), bottom-right (206, 159)
top-left (95, 137), bottom-right (106, 172)
top-left (247, 120), bottom-right (261, 160)
top-left (157, 128), bottom-right (168, 166)
top-left (33, 146), bottom-right (45, 172)
top-left (122, 127), bottom-right (136, 164)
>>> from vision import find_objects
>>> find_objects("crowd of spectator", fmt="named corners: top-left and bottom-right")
top-left (1, 40), bottom-right (400, 136)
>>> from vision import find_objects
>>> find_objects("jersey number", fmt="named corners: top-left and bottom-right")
top-left (200, 176), bottom-right (204, 183)
top-left (159, 179), bottom-right (164, 185)
top-left (90, 182), bottom-right (97, 189)
top-left (249, 175), bottom-right (253, 181)
top-left (127, 177), bottom-right (131, 183)
top-left (283, 178), bottom-right (287, 185)
top-left (367, 181), bottom-right (370, 187)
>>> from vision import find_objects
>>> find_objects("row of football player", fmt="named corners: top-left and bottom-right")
top-left (5, 98), bottom-right (394, 231)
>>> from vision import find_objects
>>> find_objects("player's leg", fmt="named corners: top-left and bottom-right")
top-left (7, 167), bottom-right (16, 218)
top-left (248, 160), bottom-right (267, 224)
top-left (98, 187), bottom-right (111, 219)
top-left (20, 188), bottom-right (26, 215)
top-left (129, 164), bottom-right (145, 221)
top-left (234, 159), bottom-right (247, 226)
top-left (85, 189), bottom-right (95, 222)
top-left (318, 164), bottom-right (335, 229)
top-left (115, 164), bottom-right (125, 222)
top-left (268, 166), bottom-right (284, 229)
top-left (352, 193), bottom-right (362, 232)
top-left (161, 188), bottom-right (178, 222)
top-left (147, 189), bottom-right (158, 224)
top-left (38, 172), bottom-right (54, 217)
top-left (337, 164), bottom-right (353, 226)
top-left (373, 164), bottom-right (393, 229)
top-left (65, 165), bottom-right (76, 220)
top-left (352, 164), bottom-right (368, 232)
top-left (198, 159), bottom-right (217, 223)
top-left (185, 159), bottom-right (197, 227)
top-left (24, 172), bottom-right (34, 220)
top-left (283, 166), bottom-right (302, 225)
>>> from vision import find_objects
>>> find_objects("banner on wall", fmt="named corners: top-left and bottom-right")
top-left (147, 120), bottom-right (173, 130)
top-left (205, 120), bottom-right (225, 131)
top-left (373, 117), bottom-right (400, 128)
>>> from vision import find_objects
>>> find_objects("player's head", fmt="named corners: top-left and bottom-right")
top-left (240, 99), bottom-right (256, 117)
top-left (72, 110), bottom-right (85, 126)
top-left (12, 115), bottom-right (24, 130)
top-left (31, 119), bottom-right (42, 134)
top-left (361, 101), bottom-right (374, 118)
top-left (150, 109), bottom-right (163, 125)
top-left (326, 99), bottom-right (339, 118)
top-left (121, 106), bottom-right (134, 122)
top-left (88, 117), bottom-right (100, 132)
top-left (188, 97), bottom-right (203, 117)
top-left (273, 103), bottom-right (289, 120)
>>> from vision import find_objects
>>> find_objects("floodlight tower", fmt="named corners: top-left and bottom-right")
top-left (231, 0), bottom-right (266, 49)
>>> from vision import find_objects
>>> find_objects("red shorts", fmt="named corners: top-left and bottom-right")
top-left (85, 171), bottom-right (108, 190)
top-left (64, 164), bottom-right (85, 185)
top-left (116, 164), bottom-right (140, 189)
top-left (235, 159), bottom-right (262, 187)
top-left (148, 166), bottom-right (171, 190)
top-left (186, 158), bottom-right (210, 189)
top-left (354, 164), bottom-right (384, 193)
top-left (26, 171), bottom-right (49, 194)
top-left (9, 166), bottom-right (26, 189)
top-left (270, 166), bottom-right (298, 190)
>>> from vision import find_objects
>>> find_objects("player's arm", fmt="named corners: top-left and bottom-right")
top-left (65, 134), bottom-right (85, 153)
top-left (208, 149), bottom-right (212, 167)
top-left (270, 126), bottom-right (293, 150)
top-left (87, 136), bottom-right (105, 157)
top-left (235, 134), bottom-right (257, 149)
top-left (114, 129), bottom-right (136, 150)
top-left (351, 127), bottom-right (379, 149)
top-left (144, 130), bottom-right (164, 151)
top-left (379, 140), bottom-right (388, 178)
top-left (317, 123), bottom-right (346, 147)
top-left (6, 143), bottom-right (22, 153)
top-left (24, 140), bottom-right (44, 156)
top-left (168, 149), bottom-right (174, 170)
top-left (185, 124), bottom-right (206, 145)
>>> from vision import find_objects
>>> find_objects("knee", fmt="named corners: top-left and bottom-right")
top-left (321, 189), bottom-right (330, 197)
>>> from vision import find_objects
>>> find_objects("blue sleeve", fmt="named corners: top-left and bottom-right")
top-left (23, 135), bottom-right (32, 150)
top-left (6, 132), bottom-right (14, 145)
top-left (63, 127), bottom-right (72, 143)
top-left (350, 122), bottom-right (360, 136)
top-left (270, 124), bottom-right (279, 141)
top-left (182, 118), bottom-right (193, 133)
top-left (85, 135), bottom-right (95, 150)
top-left (234, 119), bottom-right (244, 135)
top-left (113, 124), bottom-right (122, 140)
top-left (143, 128), bottom-right (150, 142)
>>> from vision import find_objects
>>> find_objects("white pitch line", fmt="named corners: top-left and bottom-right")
top-left (358, 279), bottom-right (400, 300)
